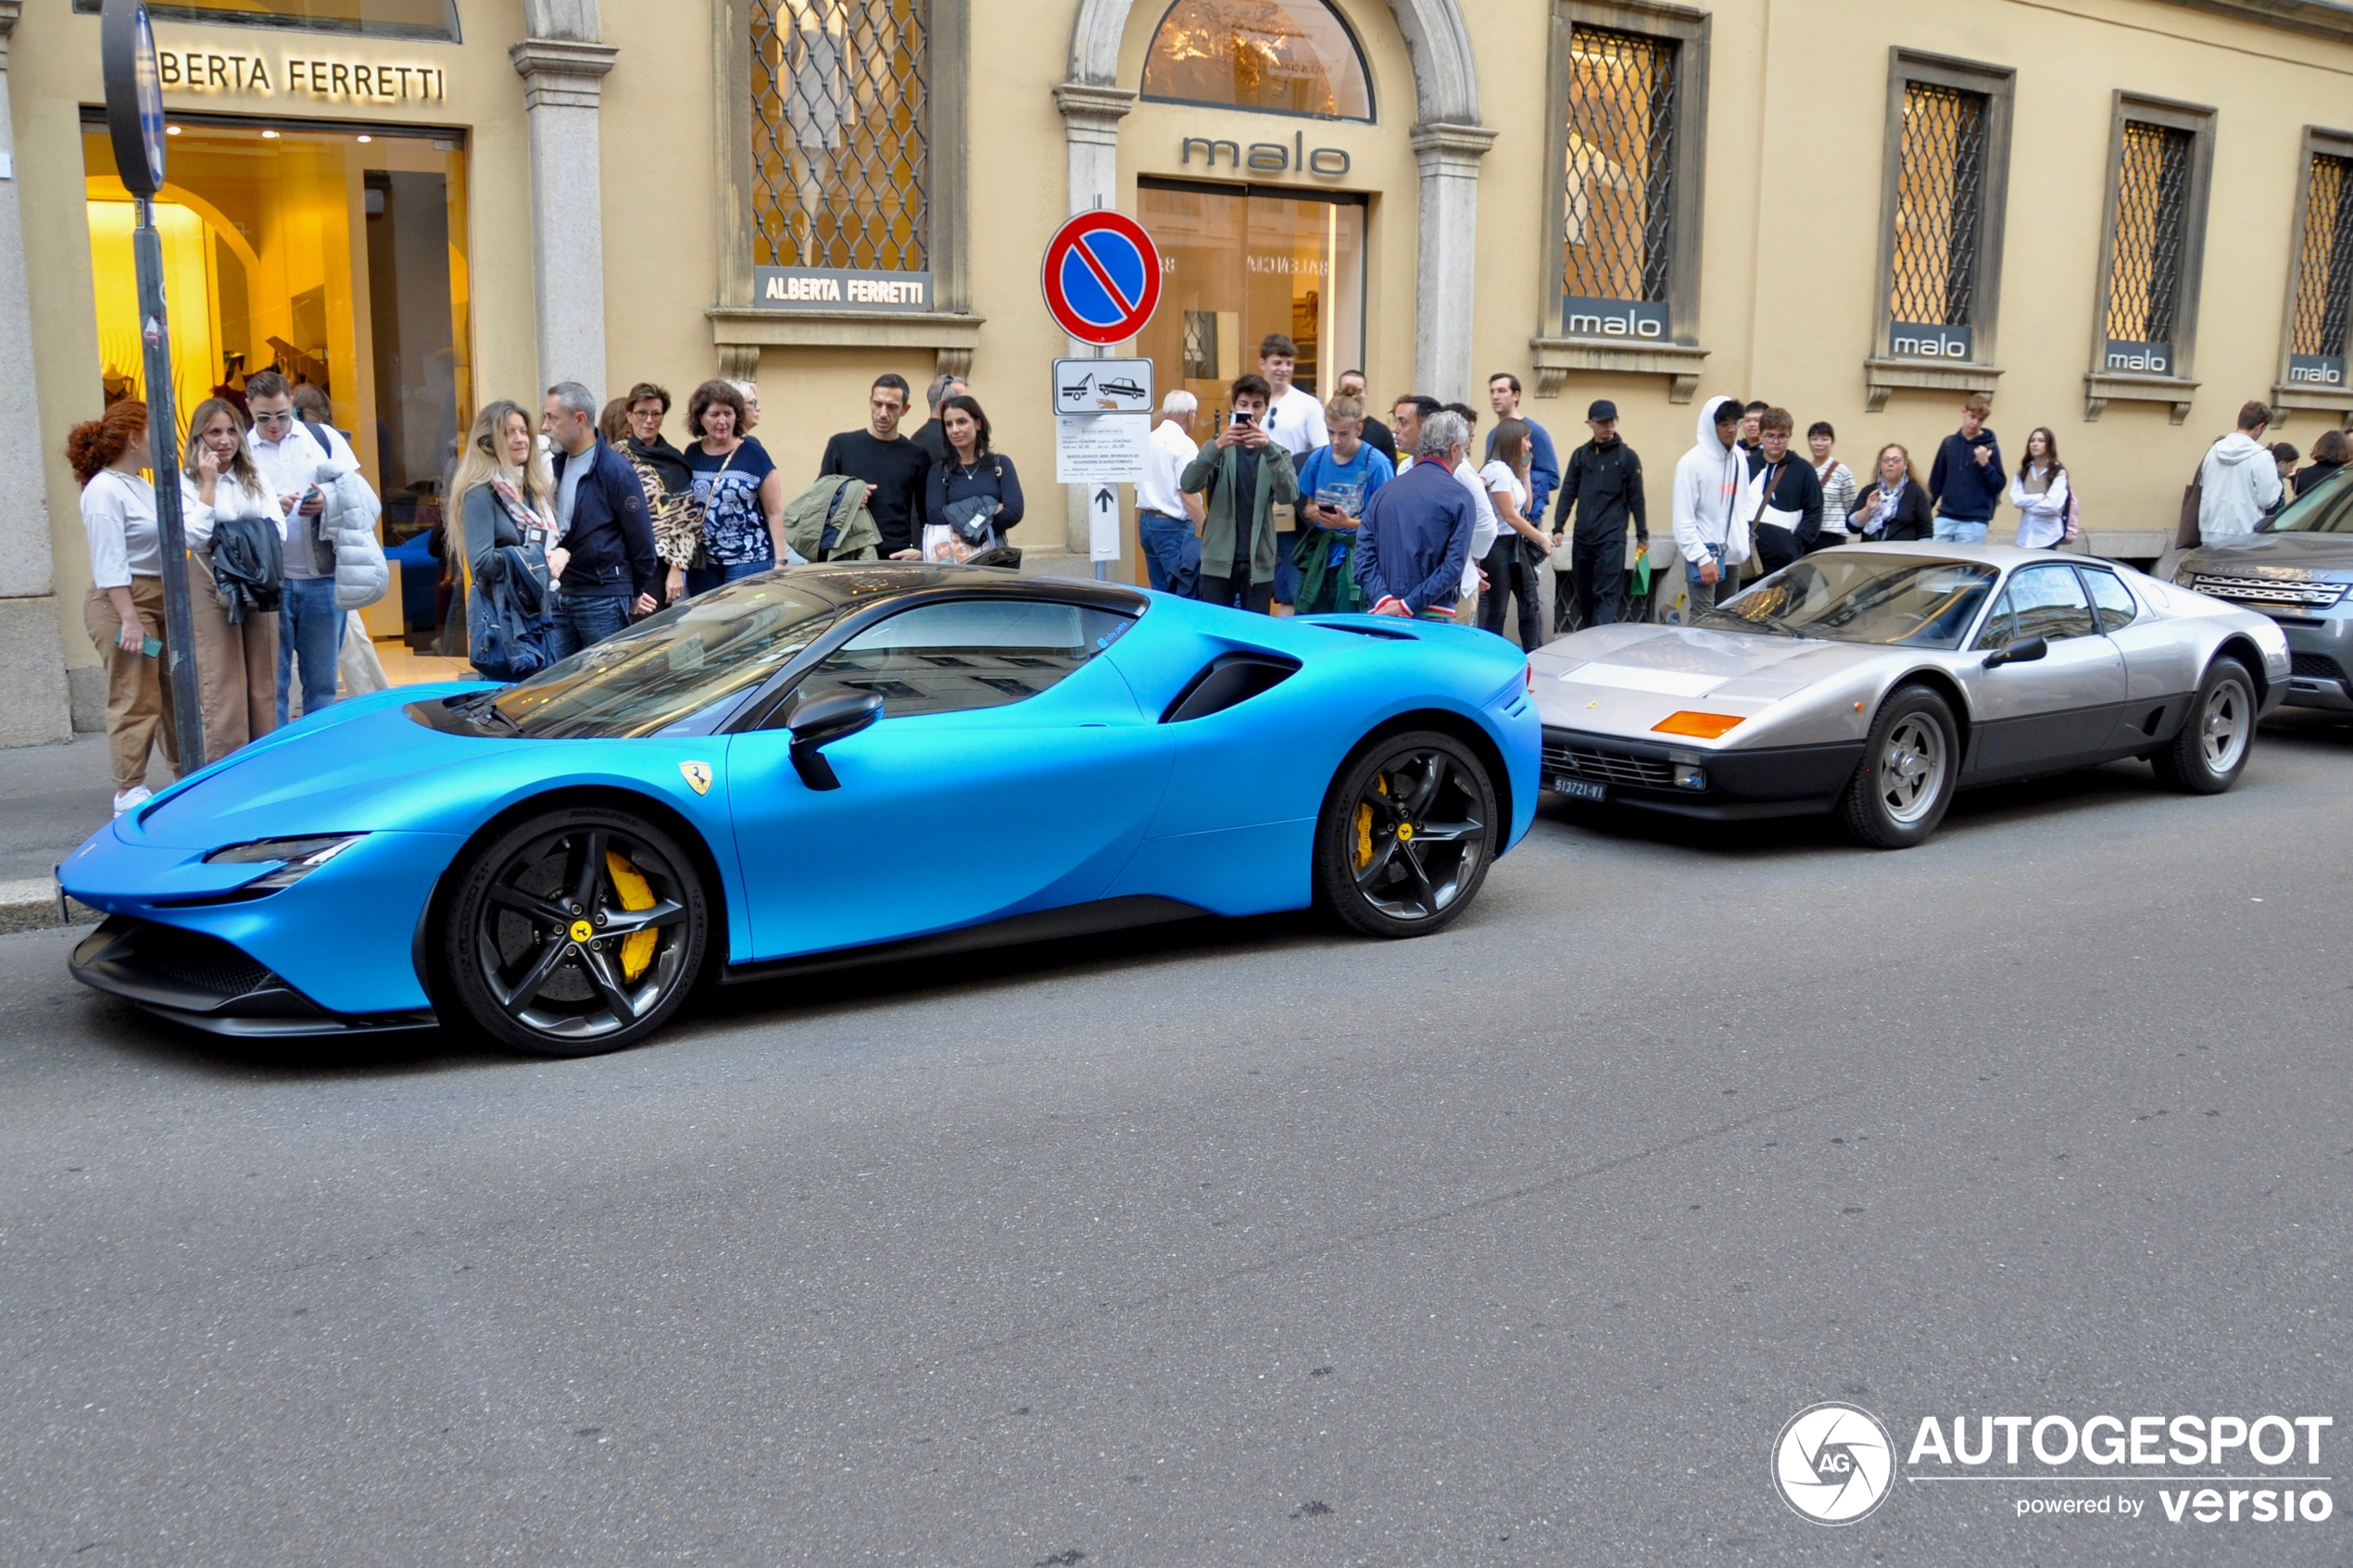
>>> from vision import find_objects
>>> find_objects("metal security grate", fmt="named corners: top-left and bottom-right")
top-left (2292, 154), bottom-right (2353, 358)
top-left (1889, 82), bottom-right (1987, 327)
top-left (1182, 310), bottom-right (1219, 381)
top-left (1562, 27), bottom-right (1677, 304)
top-left (749, 0), bottom-right (928, 271)
top-left (2106, 121), bottom-right (2195, 345)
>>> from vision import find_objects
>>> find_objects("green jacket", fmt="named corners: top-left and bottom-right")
top-left (1180, 439), bottom-right (1299, 586)
top-left (1290, 525), bottom-right (1364, 614)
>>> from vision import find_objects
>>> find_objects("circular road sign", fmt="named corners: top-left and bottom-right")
top-left (1041, 210), bottom-right (1163, 345)
top-left (101, 0), bottom-right (169, 198)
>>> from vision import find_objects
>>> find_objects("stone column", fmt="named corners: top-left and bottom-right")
top-left (1410, 122), bottom-right (1496, 408)
top-left (510, 32), bottom-right (619, 400)
top-left (0, 0), bottom-right (71, 746)
top-left (1053, 82), bottom-right (1135, 556)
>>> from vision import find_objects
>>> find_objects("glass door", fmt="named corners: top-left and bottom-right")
top-left (1137, 180), bottom-right (1366, 428)
top-left (82, 114), bottom-right (472, 661)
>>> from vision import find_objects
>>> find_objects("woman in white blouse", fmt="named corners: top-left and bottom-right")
top-left (69, 400), bottom-right (177, 812)
top-left (2008, 427), bottom-right (2073, 550)
top-left (181, 398), bottom-right (283, 753)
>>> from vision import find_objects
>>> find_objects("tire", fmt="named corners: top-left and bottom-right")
top-left (1315, 730), bottom-right (1498, 938)
top-left (443, 805), bottom-right (709, 1057)
top-left (2151, 656), bottom-right (2255, 795)
top-left (1840, 684), bottom-right (1960, 849)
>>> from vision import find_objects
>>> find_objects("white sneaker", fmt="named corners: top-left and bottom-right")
top-left (112, 785), bottom-right (153, 816)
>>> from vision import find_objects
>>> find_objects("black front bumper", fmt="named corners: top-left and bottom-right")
top-left (1541, 727), bottom-right (1865, 821)
top-left (2277, 622), bottom-right (2353, 712)
top-left (69, 917), bottom-right (436, 1038)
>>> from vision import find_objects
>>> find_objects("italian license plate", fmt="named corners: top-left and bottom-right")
top-left (1551, 777), bottom-right (1607, 803)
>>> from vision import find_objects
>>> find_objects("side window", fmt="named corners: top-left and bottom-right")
top-left (2079, 567), bottom-right (2139, 632)
top-left (785, 599), bottom-right (1133, 721)
top-left (1978, 566), bottom-right (2096, 649)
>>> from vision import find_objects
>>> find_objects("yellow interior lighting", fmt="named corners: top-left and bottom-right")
top-left (1652, 711), bottom-right (1746, 739)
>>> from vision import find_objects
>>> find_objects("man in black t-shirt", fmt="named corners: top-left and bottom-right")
top-left (819, 373), bottom-right (932, 557)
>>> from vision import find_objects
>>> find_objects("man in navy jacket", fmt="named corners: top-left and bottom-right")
top-left (543, 382), bottom-right (661, 659)
top-left (1927, 394), bottom-right (2004, 544)
top-left (1356, 410), bottom-right (1478, 620)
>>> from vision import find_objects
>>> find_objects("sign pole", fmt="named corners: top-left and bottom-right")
top-left (106, 0), bottom-right (205, 772)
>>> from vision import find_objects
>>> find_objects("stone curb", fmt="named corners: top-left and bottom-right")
top-left (0, 876), bottom-right (101, 935)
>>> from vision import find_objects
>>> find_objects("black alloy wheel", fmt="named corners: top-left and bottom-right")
top-left (2151, 656), bottom-right (2255, 795)
top-left (1840, 684), bottom-right (1960, 849)
top-left (443, 806), bottom-right (708, 1057)
top-left (1316, 731), bottom-right (1497, 938)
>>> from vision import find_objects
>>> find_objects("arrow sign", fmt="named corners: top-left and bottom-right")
top-left (1094, 486), bottom-right (1116, 513)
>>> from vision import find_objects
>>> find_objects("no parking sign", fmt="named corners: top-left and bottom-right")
top-left (1041, 210), bottom-right (1163, 345)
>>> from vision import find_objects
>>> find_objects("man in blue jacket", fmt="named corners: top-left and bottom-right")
top-left (1356, 410), bottom-right (1477, 620)
top-left (1927, 394), bottom-right (2003, 544)
top-left (542, 381), bottom-right (661, 659)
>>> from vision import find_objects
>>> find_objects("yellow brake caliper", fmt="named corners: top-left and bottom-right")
top-left (605, 851), bottom-right (659, 982)
top-left (1353, 775), bottom-right (1388, 871)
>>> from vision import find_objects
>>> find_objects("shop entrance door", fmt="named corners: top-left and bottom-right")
top-left (82, 115), bottom-right (473, 664)
top-left (1135, 180), bottom-right (1366, 429)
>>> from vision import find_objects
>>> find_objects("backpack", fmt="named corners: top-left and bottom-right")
top-left (782, 475), bottom-right (882, 562)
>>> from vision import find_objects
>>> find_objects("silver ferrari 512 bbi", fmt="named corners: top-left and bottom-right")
top-left (1529, 544), bottom-right (2291, 847)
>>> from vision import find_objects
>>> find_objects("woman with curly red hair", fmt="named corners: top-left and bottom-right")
top-left (69, 400), bottom-right (179, 811)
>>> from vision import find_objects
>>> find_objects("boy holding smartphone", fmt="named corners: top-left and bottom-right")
top-left (1179, 374), bottom-right (1299, 614)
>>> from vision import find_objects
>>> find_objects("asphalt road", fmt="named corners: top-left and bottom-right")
top-left (3, 715), bottom-right (2349, 1566)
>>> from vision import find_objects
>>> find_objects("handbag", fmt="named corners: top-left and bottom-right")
top-left (2176, 454), bottom-right (2206, 550)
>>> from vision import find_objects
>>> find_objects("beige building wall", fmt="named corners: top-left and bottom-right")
top-left (12, 0), bottom-right (2353, 737)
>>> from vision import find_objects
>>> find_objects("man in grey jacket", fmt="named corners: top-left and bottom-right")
top-left (2197, 401), bottom-right (2284, 543)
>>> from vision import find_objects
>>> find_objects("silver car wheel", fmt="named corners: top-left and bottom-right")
top-left (2199, 676), bottom-right (2249, 775)
top-left (1879, 716), bottom-right (1946, 827)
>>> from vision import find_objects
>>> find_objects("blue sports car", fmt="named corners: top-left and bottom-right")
top-left (62, 566), bottom-right (1541, 1056)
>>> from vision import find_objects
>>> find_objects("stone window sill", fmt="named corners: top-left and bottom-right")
top-left (1530, 337), bottom-right (1710, 404)
top-left (2083, 370), bottom-right (2200, 424)
top-left (1863, 358), bottom-right (2003, 413)
top-left (2268, 383), bottom-right (2353, 427)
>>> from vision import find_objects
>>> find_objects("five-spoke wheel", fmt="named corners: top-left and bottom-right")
top-left (1316, 731), bottom-right (1498, 937)
top-left (443, 807), bottom-right (708, 1056)
top-left (1841, 685), bottom-right (1959, 849)
top-left (2153, 656), bottom-right (2256, 795)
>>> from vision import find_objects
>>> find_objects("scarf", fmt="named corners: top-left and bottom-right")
top-left (1870, 479), bottom-right (1906, 532)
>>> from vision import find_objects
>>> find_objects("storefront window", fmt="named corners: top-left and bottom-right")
top-left (69, 0), bottom-right (459, 43)
top-left (1143, 0), bottom-right (1373, 122)
top-left (1137, 180), bottom-right (1365, 418)
top-left (749, 0), bottom-right (928, 271)
top-left (83, 115), bottom-right (472, 655)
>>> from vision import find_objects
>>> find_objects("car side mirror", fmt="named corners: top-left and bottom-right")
top-left (1982, 635), bottom-right (2048, 670)
top-left (787, 691), bottom-right (883, 790)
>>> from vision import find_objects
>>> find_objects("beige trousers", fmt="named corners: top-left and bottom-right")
top-left (188, 553), bottom-right (280, 755)
top-left (82, 577), bottom-right (180, 794)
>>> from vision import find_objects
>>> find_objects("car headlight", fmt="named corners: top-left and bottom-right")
top-left (202, 834), bottom-right (362, 891)
top-left (2173, 565), bottom-right (2197, 587)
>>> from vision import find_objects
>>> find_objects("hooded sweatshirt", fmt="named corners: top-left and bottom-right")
top-left (1928, 427), bottom-right (2004, 522)
top-left (1672, 395), bottom-right (1748, 566)
top-left (2198, 431), bottom-right (2286, 540)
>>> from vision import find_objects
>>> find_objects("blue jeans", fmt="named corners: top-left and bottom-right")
top-left (1137, 512), bottom-right (1201, 598)
top-left (686, 556), bottom-right (774, 597)
top-left (547, 590), bottom-right (634, 662)
top-left (276, 575), bottom-right (343, 726)
top-left (1933, 517), bottom-right (1989, 544)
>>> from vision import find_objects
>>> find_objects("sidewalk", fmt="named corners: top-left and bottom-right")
top-left (0, 732), bottom-right (159, 933)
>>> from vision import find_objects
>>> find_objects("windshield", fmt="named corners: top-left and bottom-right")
top-left (489, 580), bottom-right (838, 737)
top-left (1698, 555), bottom-right (2000, 649)
top-left (2263, 468), bottom-right (2353, 533)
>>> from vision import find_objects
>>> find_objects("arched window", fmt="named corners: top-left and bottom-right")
top-left (1142, 0), bottom-right (1374, 122)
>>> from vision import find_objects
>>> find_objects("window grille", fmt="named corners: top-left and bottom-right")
top-left (749, 0), bottom-right (928, 271)
top-left (2105, 121), bottom-right (2196, 345)
top-left (2292, 153), bottom-right (2353, 359)
top-left (1888, 82), bottom-right (1986, 328)
top-left (1562, 27), bottom-right (1676, 304)
top-left (1183, 310), bottom-right (1220, 381)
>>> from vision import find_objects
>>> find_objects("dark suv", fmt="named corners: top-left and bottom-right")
top-left (2175, 469), bottom-right (2353, 712)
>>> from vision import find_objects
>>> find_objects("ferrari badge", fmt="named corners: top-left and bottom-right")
top-left (679, 760), bottom-right (712, 796)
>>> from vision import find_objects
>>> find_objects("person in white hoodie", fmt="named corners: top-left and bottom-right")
top-left (2197, 401), bottom-right (2284, 543)
top-left (1672, 395), bottom-right (1749, 613)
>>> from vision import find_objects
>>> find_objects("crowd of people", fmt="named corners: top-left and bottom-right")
top-left (73, 333), bottom-right (2336, 815)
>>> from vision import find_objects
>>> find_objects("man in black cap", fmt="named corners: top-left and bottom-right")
top-left (1554, 398), bottom-right (1649, 631)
